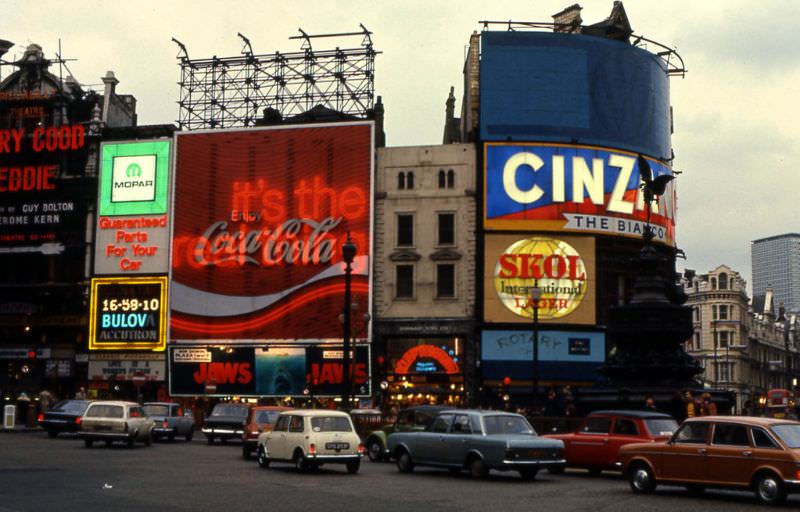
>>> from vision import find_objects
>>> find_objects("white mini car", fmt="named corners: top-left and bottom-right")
top-left (256, 410), bottom-right (364, 473)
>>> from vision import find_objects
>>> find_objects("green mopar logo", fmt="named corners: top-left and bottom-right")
top-left (125, 162), bottom-right (143, 178)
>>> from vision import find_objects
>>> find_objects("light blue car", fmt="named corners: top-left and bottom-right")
top-left (387, 409), bottom-right (565, 480)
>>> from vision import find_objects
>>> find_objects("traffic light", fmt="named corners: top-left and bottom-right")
top-left (501, 376), bottom-right (511, 402)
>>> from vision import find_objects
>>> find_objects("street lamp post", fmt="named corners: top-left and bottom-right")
top-left (712, 318), bottom-right (718, 385)
top-left (530, 284), bottom-right (542, 409)
top-left (341, 233), bottom-right (357, 409)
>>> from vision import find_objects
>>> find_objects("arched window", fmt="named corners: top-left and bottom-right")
top-left (398, 172), bottom-right (406, 190)
top-left (407, 171), bottom-right (415, 189)
top-left (719, 273), bottom-right (728, 290)
top-left (438, 170), bottom-right (446, 189)
top-left (710, 277), bottom-right (717, 290)
top-left (447, 169), bottom-right (455, 188)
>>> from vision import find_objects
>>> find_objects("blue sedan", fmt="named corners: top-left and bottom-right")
top-left (387, 409), bottom-right (565, 480)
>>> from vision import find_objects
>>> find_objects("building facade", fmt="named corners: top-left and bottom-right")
top-left (373, 143), bottom-right (477, 405)
top-left (683, 265), bottom-right (800, 412)
top-left (752, 233), bottom-right (800, 315)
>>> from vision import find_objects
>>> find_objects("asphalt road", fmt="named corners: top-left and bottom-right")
top-left (0, 431), bottom-right (797, 512)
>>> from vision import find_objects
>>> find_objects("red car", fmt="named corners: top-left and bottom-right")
top-left (544, 410), bottom-right (678, 474)
top-left (242, 406), bottom-right (292, 459)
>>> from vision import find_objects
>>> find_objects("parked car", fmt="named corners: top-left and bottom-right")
top-left (619, 416), bottom-right (800, 505)
top-left (544, 410), bottom-right (678, 474)
top-left (143, 402), bottom-right (195, 442)
top-left (202, 402), bottom-right (250, 444)
top-left (37, 399), bottom-right (91, 438)
top-left (242, 405), bottom-right (291, 459)
top-left (78, 401), bottom-right (154, 448)
top-left (387, 409), bottom-right (565, 480)
top-left (255, 410), bottom-right (364, 474)
top-left (364, 405), bottom-right (452, 461)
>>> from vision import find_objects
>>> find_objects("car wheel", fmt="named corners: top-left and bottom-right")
top-left (469, 457), bottom-right (489, 479)
top-left (366, 438), bottom-right (384, 462)
top-left (185, 430), bottom-right (194, 442)
top-left (448, 468), bottom-right (461, 475)
top-left (84, 438), bottom-right (93, 448)
top-left (242, 443), bottom-right (252, 460)
top-left (256, 446), bottom-right (270, 469)
top-left (294, 452), bottom-right (309, 473)
top-left (548, 465), bottom-right (565, 475)
top-left (629, 463), bottom-right (656, 494)
top-left (168, 433), bottom-right (175, 442)
top-left (519, 468), bottom-right (539, 481)
top-left (346, 460), bottom-right (360, 474)
top-left (47, 430), bottom-right (58, 439)
top-left (127, 434), bottom-right (135, 448)
top-left (206, 435), bottom-right (214, 445)
top-left (396, 450), bottom-right (414, 473)
top-left (754, 472), bottom-right (786, 506)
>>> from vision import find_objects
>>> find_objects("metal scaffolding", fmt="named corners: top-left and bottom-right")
top-left (174, 25), bottom-right (378, 131)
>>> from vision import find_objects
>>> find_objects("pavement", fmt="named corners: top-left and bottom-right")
top-left (0, 425), bottom-right (42, 433)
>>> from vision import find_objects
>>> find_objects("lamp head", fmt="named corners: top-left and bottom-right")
top-left (342, 232), bottom-right (357, 264)
top-left (529, 286), bottom-right (543, 302)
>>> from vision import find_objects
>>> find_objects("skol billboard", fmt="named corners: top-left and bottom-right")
top-left (484, 143), bottom-right (675, 245)
top-left (170, 122), bottom-right (373, 341)
top-left (168, 344), bottom-right (371, 397)
top-left (484, 234), bottom-right (596, 325)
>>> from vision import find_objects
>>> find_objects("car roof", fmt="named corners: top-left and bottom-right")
top-left (685, 416), bottom-right (800, 427)
top-left (589, 410), bottom-right (674, 419)
top-left (435, 409), bottom-right (523, 417)
top-left (278, 409), bottom-right (351, 418)
top-left (87, 401), bottom-right (138, 407)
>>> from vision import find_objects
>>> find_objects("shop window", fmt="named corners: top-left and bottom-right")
top-left (436, 264), bottom-right (455, 298)
top-left (397, 214), bottom-right (414, 247)
top-left (396, 265), bottom-right (414, 298)
top-left (437, 213), bottom-right (455, 245)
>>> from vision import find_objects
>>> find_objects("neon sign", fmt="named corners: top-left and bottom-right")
top-left (394, 345), bottom-right (460, 375)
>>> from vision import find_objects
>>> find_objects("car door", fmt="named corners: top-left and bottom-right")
top-left (416, 413), bottom-right (454, 464)
top-left (607, 417), bottom-right (641, 467)
top-left (705, 422), bottom-right (755, 486)
top-left (444, 414), bottom-right (473, 465)
top-left (269, 415), bottom-right (290, 459)
top-left (286, 415), bottom-right (306, 457)
top-left (571, 415), bottom-right (611, 467)
top-left (660, 421), bottom-right (710, 482)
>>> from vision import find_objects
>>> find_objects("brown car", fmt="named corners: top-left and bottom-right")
top-left (619, 416), bottom-right (800, 505)
top-left (242, 406), bottom-right (292, 459)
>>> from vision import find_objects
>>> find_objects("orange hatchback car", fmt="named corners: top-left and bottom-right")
top-left (619, 416), bottom-right (800, 505)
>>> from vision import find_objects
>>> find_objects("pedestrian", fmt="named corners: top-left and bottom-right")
top-left (38, 388), bottom-right (54, 412)
top-left (543, 389), bottom-right (563, 416)
top-left (685, 391), bottom-right (697, 418)
top-left (642, 395), bottom-right (658, 412)
top-left (700, 393), bottom-right (717, 416)
top-left (74, 386), bottom-right (86, 400)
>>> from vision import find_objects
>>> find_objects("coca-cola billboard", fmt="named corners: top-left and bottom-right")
top-left (170, 123), bottom-right (373, 341)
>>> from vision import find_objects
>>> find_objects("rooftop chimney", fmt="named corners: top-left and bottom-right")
top-left (552, 4), bottom-right (583, 33)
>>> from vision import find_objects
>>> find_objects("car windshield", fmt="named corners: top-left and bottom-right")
top-left (142, 405), bottom-right (170, 416)
top-left (310, 416), bottom-right (353, 432)
top-left (644, 418), bottom-right (679, 436)
top-left (255, 410), bottom-right (280, 425)
top-left (482, 415), bottom-right (535, 435)
top-left (771, 424), bottom-right (800, 448)
top-left (51, 400), bottom-right (88, 414)
top-left (211, 404), bottom-right (248, 417)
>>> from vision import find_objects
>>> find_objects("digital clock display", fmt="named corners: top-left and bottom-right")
top-left (89, 276), bottom-right (168, 351)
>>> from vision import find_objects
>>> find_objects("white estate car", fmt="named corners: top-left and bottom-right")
top-left (79, 401), bottom-right (154, 448)
top-left (256, 410), bottom-right (364, 473)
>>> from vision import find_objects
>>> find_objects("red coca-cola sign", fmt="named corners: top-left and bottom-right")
top-left (170, 123), bottom-right (373, 340)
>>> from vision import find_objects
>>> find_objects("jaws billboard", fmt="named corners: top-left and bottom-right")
top-left (484, 143), bottom-right (675, 245)
top-left (170, 123), bottom-right (373, 341)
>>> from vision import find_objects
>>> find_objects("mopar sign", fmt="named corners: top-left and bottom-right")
top-left (111, 156), bottom-right (156, 203)
top-left (484, 143), bottom-right (675, 245)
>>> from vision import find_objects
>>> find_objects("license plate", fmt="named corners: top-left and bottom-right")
top-left (325, 442), bottom-right (349, 450)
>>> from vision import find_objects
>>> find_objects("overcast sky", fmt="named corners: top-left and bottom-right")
top-left (4, 0), bottom-right (798, 291)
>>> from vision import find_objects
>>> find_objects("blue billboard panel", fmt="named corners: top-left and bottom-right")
top-left (481, 329), bottom-right (604, 382)
top-left (480, 31), bottom-right (671, 160)
top-left (484, 143), bottom-right (675, 245)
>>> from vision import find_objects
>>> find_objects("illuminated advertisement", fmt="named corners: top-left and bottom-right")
top-left (89, 276), bottom-right (168, 351)
top-left (484, 235), bottom-right (595, 325)
top-left (388, 340), bottom-right (461, 375)
top-left (484, 143), bottom-right (675, 245)
top-left (479, 31), bottom-right (671, 160)
top-left (0, 124), bottom-right (90, 253)
top-left (170, 122), bottom-right (373, 341)
top-left (94, 215), bottom-right (170, 274)
top-left (98, 140), bottom-right (171, 216)
top-left (480, 329), bottom-right (604, 382)
top-left (168, 344), bottom-right (370, 397)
